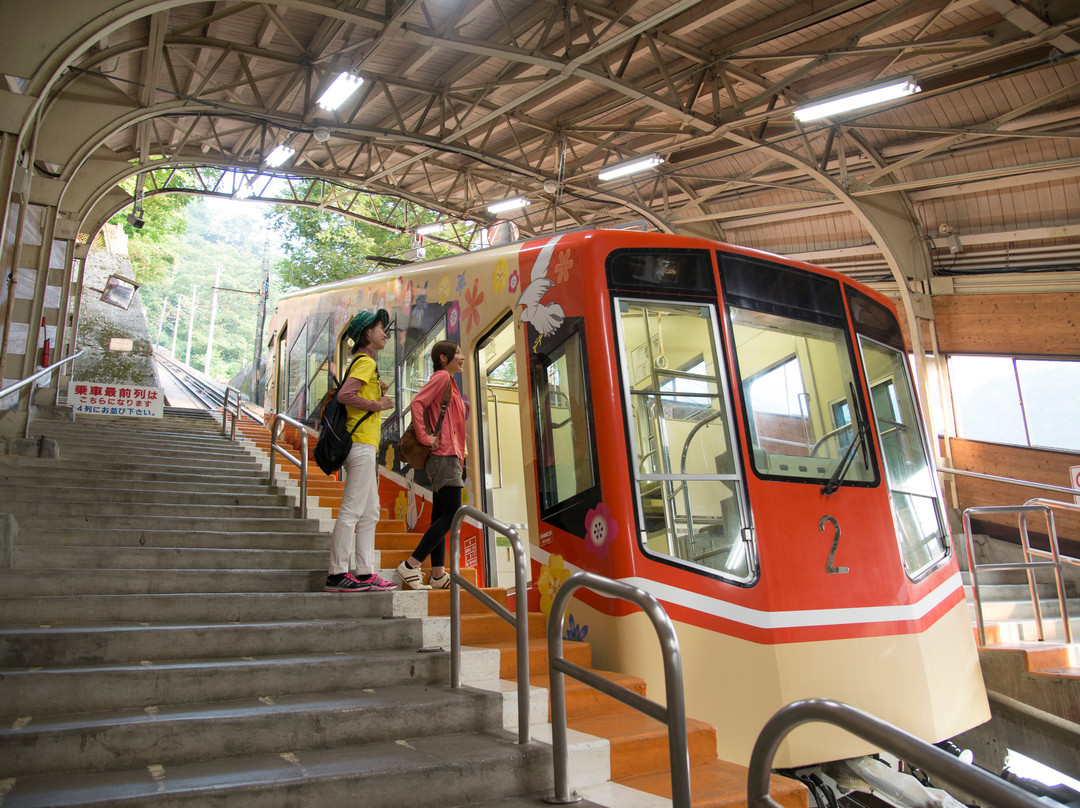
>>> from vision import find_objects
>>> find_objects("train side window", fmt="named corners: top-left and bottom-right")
top-left (274, 325), bottom-right (287, 414)
top-left (859, 337), bottom-right (949, 577)
top-left (614, 298), bottom-right (754, 583)
top-left (284, 314), bottom-right (333, 424)
top-left (399, 318), bottom-right (447, 430)
top-left (530, 322), bottom-right (599, 520)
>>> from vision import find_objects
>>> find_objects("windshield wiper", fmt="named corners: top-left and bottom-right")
top-left (821, 384), bottom-right (868, 496)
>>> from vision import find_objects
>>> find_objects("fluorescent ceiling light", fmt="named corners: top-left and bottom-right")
top-left (265, 144), bottom-right (295, 167)
top-left (416, 223), bottom-right (445, 236)
top-left (487, 197), bottom-right (528, 214)
top-left (794, 76), bottom-right (920, 122)
top-left (598, 154), bottom-right (664, 182)
top-left (317, 72), bottom-right (363, 111)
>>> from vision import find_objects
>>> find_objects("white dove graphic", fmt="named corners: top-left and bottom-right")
top-left (516, 235), bottom-right (566, 336)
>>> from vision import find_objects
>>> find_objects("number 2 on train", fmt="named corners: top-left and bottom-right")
top-left (818, 515), bottom-right (849, 574)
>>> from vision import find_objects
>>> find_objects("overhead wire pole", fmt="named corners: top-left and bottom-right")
top-left (170, 295), bottom-right (181, 356)
top-left (184, 284), bottom-right (197, 366)
top-left (253, 232), bottom-right (270, 405)
top-left (204, 265), bottom-right (223, 375)
top-left (155, 297), bottom-right (169, 346)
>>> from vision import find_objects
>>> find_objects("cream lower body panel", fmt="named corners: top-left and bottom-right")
top-left (566, 599), bottom-right (989, 768)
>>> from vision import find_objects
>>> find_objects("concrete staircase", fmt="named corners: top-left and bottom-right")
top-left (237, 417), bottom-right (809, 808)
top-left (954, 534), bottom-right (1080, 779)
top-left (0, 410), bottom-right (557, 806)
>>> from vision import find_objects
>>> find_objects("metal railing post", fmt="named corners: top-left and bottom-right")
top-left (0, 351), bottom-right (84, 438)
top-left (961, 501), bottom-right (1075, 645)
top-left (448, 506), bottom-right (530, 744)
top-left (748, 699), bottom-right (1046, 808)
top-left (268, 413), bottom-right (309, 520)
top-left (545, 571), bottom-right (691, 807)
top-left (222, 386), bottom-right (242, 438)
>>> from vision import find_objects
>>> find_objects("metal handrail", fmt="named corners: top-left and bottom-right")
top-left (962, 503), bottom-right (1072, 645)
top-left (0, 351), bottom-right (84, 438)
top-left (938, 466), bottom-right (1080, 499)
top-left (545, 571), bottom-right (690, 806)
top-left (748, 699), bottom-right (1046, 808)
top-left (448, 506), bottom-right (530, 745)
top-left (222, 386), bottom-right (242, 438)
top-left (268, 412), bottom-right (308, 520)
top-left (1021, 498), bottom-right (1080, 570)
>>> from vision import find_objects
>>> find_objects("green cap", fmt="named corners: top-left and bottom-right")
top-left (346, 308), bottom-right (389, 343)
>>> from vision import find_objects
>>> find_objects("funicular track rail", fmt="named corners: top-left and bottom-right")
top-left (153, 351), bottom-right (228, 411)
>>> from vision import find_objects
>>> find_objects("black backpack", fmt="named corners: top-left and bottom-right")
top-left (313, 357), bottom-right (374, 475)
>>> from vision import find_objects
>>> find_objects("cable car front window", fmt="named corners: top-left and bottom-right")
top-left (859, 337), bottom-right (949, 576)
top-left (730, 307), bottom-right (875, 486)
top-left (615, 299), bottom-right (753, 582)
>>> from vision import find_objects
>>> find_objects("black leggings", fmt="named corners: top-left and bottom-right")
top-left (410, 485), bottom-right (462, 567)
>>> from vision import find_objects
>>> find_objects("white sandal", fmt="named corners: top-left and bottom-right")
top-left (396, 561), bottom-right (431, 590)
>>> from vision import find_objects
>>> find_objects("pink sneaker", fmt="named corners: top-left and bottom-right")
top-left (352, 573), bottom-right (398, 592)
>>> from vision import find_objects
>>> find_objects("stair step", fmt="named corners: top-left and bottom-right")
top-left (8, 501), bottom-right (300, 519)
top-left (0, 486), bottom-right (291, 507)
top-left (0, 730), bottom-right (551, 808)
top-left (16, 529), bottom-right (330, 551)
top-left (0, 614), bottom-right (425, 667)
top-left (0, 568), bottom-right (326, 596)
top-left (1, 648), bottom-right (450, 716)
top-left (14, 544), bottom-right (327, 571)
top-left (1, 684), bottom-right (500, 778)
top-left (0, 591), bottom-right (427, 624)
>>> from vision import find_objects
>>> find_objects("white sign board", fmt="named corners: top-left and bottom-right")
top-left (69, 381), bottom-right (164, 418)
top-left (1071, 465), bottom-right (1080, 506)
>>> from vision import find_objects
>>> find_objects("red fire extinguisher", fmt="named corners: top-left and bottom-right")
top-left (39, 316), bottom-right (50, 367)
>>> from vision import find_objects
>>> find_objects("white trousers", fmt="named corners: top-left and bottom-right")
top-left (328, 443), bottom-right (379, 575)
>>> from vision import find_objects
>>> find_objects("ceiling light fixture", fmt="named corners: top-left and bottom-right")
top-left (317, 72), bottom-right (363, 111)
top-left (487, 197), bottom-right (528, 214)
top-left (416, 223), bottom-right (445, 236)
top-left (597, 154), bottom-right (664, 182)
top-left (794, 76), bottom-right (920, 122)
top-left (264, 144), bottom-right (295, 167)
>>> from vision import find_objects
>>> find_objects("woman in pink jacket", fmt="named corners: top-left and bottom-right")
top-left (396, 340), bottom-right (466, 590)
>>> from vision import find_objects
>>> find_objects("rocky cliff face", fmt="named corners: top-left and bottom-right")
top-left (73, 251), bottom-right (157, 388)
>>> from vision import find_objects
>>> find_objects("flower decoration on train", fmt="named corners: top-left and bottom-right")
top-left (456, 271), bottom-right (466, 296)
top-left (508, 270), bottom-right (520, 295)
top-left (553, 249), bottom-right (574, 284)
top-left (438, 275), bottom-right (451, 305)
top-left (462, 278), bottom-right (485, 334)
top-left (564, 613), bottom-right (589, 642)
top-left (389, 276), bottom-right (403, 306)
top-left (492, 258), bottom-right (508, 293)
top-left (394, 490), bottom-right (408, 522)
top-left (584, 502), bottom-right (617, 559)
top-left (538, 554), bottom-right (571, 619)
top-left (448, 301), bottom-right (460, 335)
top-left (417, 282), bottom-right (429, 313)
top-left (385, 444), bottom-right (396, 471)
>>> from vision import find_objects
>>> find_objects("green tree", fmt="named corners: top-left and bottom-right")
top-left (109, 189), bottom-right (195, 286)
top-left (266, 194), bottom-right (457, 290)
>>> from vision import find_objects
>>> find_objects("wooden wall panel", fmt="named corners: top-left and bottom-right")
top-left (945, 438), bottom-right (1080, 552)
top-left (928, 292), bottom-right (1080, 357)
